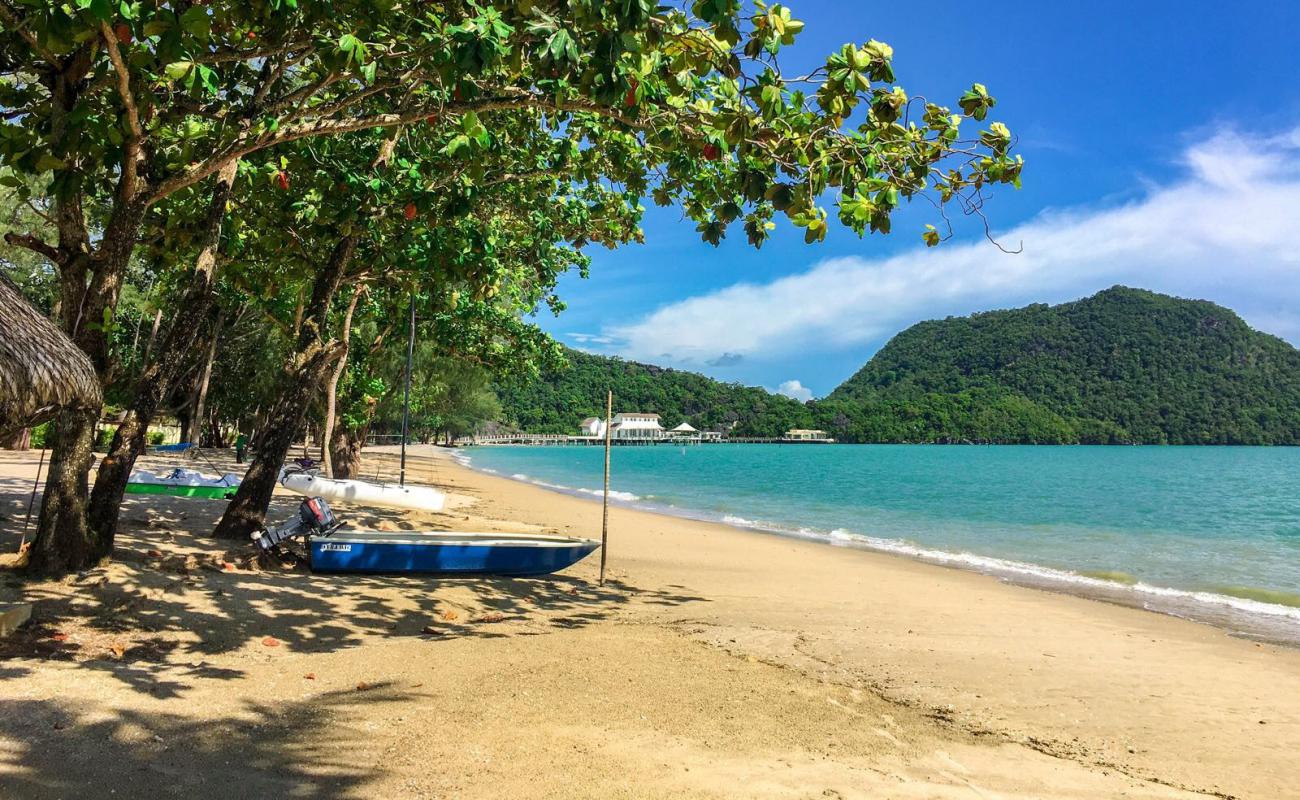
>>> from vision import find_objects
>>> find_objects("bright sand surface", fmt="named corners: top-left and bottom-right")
top-left (1, 444), bottom-right (1298, 799)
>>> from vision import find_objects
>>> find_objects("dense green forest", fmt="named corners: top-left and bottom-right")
top-left (495, 288), bottom-right (1300, 445)
top-left (821, 286), bottom-right (1300, 444)
top-left (493, 347), bottom-right (813, 437)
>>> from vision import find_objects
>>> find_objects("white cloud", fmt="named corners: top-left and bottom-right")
top-left (603, 128), bottom-right (1300, 366)
top-left (567, 332), bottom-right (616, 345)
top-left (773, 379), bottom-right (813, 402)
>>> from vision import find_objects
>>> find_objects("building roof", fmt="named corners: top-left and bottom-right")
top-left (579, 417), bottom-right (601, 425)
top-left (615, 412), bottom-right (660, 419)
top-left (671, 422), bottom-right (697, 432)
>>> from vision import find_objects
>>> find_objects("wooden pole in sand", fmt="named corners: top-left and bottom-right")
top-left (599, 389), bottom-right (612, 585)
top-left (21, 447), bottom-right (46, 545)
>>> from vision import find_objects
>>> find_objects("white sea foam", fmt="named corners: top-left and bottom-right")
top-left (487, 470), bottom-right (643, 503)
top-left (576, 487), bottom-right (641, 502)
top-left (796, 527), bottom-right (1300, 624)
top-left (453, 452), bottom-right (1300, 639)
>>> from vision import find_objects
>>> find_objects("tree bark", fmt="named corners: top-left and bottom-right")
top-left (211, 340), bottom-right (345, 539)
top-left (190, 310), bottom-right (225, 447)
top-left (85, 161), bottom-right (239, 549)
top-left (329, 424), bottom-right (367, 479)
top-left (25, 406), bottom-right (100, 573)
top-left (212, 234), bottom-right (358, 539)
top-left (142, 308), bottom-right (162, 366)
top-left (321, 286), bottom-right (364, 477)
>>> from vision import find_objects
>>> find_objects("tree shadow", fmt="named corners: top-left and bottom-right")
top-left (0, 682), bottom-right (421, 799)
top-left (0, 447), bottom-right (708, 699)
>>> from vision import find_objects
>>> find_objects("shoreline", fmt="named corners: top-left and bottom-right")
top-left (450, 445), bottom-right (1300, 648)
top-left (3, 446), bottom-right (1299, 798)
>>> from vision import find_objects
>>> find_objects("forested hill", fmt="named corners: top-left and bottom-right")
top-left (493, 347), bottom-right (812, 436)
top-left (820, 286), bottom-right (1300, 444)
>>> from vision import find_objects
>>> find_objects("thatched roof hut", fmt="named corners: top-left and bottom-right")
top-left (0, 273), bottom-right (101, 439)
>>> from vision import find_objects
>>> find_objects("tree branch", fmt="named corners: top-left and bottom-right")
top-left (147, 92), bottom-right (654, 205)
top-left (0, 1), bottom-right (59, 64)
top-left (3, 231), bottom-right (66, 265)
top-left (99, 21), bottom-right (145, 201)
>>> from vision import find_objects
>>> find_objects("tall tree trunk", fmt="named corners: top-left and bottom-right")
top-left (85, 161), bottom-right (239, 548)
top-left (213, 235), bottom-right (357, 539)
top-left (330, 423), bottom-right (368, 479)
top-left (142, 308), bottom-right (162, 366)
top-left (213, 340), bottom-right (346, 539)
top-left (190, 310), bottom-right (225, 447)
top-left (25, 407), bottom-right (99, 572)
top-left (321, 286), bottom-right (364, 477)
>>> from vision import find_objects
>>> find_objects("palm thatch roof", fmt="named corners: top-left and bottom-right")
top-left (0, 273), bottom-right (101, 438)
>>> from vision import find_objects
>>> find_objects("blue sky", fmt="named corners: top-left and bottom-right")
top-left (537, 1), bottom-right (1300, 399)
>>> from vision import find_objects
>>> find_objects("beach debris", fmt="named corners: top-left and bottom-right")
top-left (421, 624), bottom-right (442, 636)
top-left (146, 549), bottom-right (163, 558)
top-left (439, 609), bottom-right (458, 621)
top-left (304, 673), bottom-right (317, 680)
top-left (474, 611), bottom-right (506, 624)
top-left (261, 636), bottom-right (281, 647)
top-left (222, 562), bottom-right (236, 572)
top-left (109, 642), bottom-right (126, 660)
top-left (356, 681), bottom-right (372, 691)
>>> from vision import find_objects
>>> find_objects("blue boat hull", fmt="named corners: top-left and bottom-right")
top-left (308, 531), bottom-right (600, 576)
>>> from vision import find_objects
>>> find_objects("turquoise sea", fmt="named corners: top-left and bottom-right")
top-left (458, 445), bottom-right (1300, 643)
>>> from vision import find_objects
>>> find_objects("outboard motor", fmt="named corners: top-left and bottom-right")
top-left (252, 496), bottom-right (341, 551)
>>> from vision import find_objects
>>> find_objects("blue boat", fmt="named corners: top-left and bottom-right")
top-left (252, 497), bottom-right (599, 576)
top-left (307, 531), bottom-right (600, 575)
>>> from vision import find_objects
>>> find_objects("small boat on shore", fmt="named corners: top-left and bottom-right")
top-left (279, 470), bottom-right (446, 513)
top-left (253, 497), bottom-right (597, 576)
top-left (308, 531), bottom-right (599, 575)
top-left (126, 467), bottom-right (240, 499)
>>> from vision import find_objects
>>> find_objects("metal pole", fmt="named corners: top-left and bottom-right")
top-left (400, 292), bottom-right (415, 486)
top-left (599, 390), bottom-right (612, 585)
top-left (21, 447), bottom-right (47, 546)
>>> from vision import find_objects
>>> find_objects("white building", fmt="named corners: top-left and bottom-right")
top-left (784, 428), bottom-right (831, 441)
top-left (578, 417), bottom-right (606, 438)
top-left (666, 422), bottom-right (697, 437)
top-left (611, 412), bottom-right (664, 440)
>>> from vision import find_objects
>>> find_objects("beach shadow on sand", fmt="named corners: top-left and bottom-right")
top-left (0, 682), bottom-right (421, 799)
top-left (0, 449), bottom-right (705, 702)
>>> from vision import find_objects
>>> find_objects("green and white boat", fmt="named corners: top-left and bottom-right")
top-left (125, 468), bottom-right (240, 500)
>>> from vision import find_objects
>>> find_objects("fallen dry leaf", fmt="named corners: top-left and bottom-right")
top-left (50, 632), bottom-right (69, 642)
top-left (261, 636), bottom-right (280, 647)
top-left (109, 643), bottom-right (126, 660)
top-left (146, 549), bottom-right (163, 558)
top-left (222, 562), bottom-right (235, 572)
top-left (475, 612), bottom-right (506, 624)
top-left (303, 673), bottom-right (316, 680)
top-left (439, 610), bottom-right (458, 621)
top-left (356, 681), bottom-right (371, 691)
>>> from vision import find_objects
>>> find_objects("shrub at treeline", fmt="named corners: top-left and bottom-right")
top-left (497, 288), bottom-right (1300, 445)
top-left (1, 1), bottom-right (1019, 572)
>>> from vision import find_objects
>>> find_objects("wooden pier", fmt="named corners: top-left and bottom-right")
top-left (462, 434), bottom-right (834, 446)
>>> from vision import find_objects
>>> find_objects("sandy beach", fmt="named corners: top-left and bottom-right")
top-left (1, 444), bottom-right (1298, 799)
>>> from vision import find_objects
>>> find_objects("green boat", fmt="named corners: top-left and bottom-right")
top-left (125, 468), bottom-right (240, 500)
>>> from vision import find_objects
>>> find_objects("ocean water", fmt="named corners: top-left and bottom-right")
top-left (457, 444), bottom-right (1300, 644)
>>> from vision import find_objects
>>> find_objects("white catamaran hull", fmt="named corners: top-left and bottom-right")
top-left (280, 472), bottom-right (446, 513)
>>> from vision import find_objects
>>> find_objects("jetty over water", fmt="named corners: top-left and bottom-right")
top-left (464, 433), bottom-right (835, 446)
